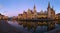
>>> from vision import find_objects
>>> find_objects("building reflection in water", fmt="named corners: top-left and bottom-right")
top-left (17, 21), bottom-right (55, 33)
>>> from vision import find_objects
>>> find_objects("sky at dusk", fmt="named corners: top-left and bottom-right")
top-left (0, 0), bottom-right (60, 17)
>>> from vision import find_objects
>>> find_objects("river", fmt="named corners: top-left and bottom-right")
top-left (7, 21), bottom-right (60, 33)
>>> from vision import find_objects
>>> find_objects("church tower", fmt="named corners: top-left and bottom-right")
top-left (33, 4), bottom-right (37, 18)
top-left (47, 2), bottom-right (55, 19)
top-left (33, 4), bottom-right (36, 13)
top-left (47, 2), bottom-right (51, 18)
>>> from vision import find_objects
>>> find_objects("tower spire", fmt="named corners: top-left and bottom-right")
top-left (34, 4), bottom-right (36, 10)
top-left (33, 4), bottom-right (36, 12)
top-left (48, 2), bottom-right (51, 8)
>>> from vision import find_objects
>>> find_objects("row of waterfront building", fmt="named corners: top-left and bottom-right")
top-left (0, 14), bottom-right (8, 20)
top-left (17, 2), bottom-right (59, 19)
top-left (0, 2), bottom-right (60, 20)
